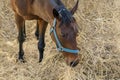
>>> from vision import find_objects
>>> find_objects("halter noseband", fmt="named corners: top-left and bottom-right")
top-left (50, 18), bottom-right (79, 54)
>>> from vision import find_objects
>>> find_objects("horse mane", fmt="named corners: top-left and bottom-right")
top-left (54, 6), bottom-right (73, 26)
top-left (55, 0), bottom-right (63, 5)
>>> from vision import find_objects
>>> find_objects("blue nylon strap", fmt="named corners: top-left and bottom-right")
top-left (50, 18), bottom-right (79, 54)
top-left (57, 47), bottom-right (79, 54)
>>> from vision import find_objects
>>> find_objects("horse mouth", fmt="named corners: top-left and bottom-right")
top-left (70, 60), bottom-right (79, 67)
top-left (70, 62), bottom-right (78, 67)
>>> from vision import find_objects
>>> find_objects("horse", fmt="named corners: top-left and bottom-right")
top-left (11, 0), bottom-right (80, 67)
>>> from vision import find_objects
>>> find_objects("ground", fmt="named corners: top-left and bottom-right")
top-left (0, 0), bottom-right (120, 80)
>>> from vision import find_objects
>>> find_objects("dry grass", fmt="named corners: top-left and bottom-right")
top-left (0, 0), bottom-right (120, 80)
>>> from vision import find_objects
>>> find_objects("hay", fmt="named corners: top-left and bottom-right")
top-left (0, 0), bottom-right (120, 80)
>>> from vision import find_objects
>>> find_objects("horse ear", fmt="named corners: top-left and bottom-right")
top-left (53, 8), bottom-right (60, 19)
top-left (70, 0), bottom-right (79, 15)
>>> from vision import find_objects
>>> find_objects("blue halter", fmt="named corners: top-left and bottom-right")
top-left (50, 18), bottom-right (79, 54)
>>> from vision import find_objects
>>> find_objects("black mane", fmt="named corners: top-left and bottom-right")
top-left (58, 6), bottom-right (74, 26)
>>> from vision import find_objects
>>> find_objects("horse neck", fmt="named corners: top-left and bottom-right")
top-left (31, 0), bottom-right (65, 24)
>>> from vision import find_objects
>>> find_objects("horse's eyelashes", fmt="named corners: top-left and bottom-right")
top-left (61, 33), bottom-right (69, 38)
top-left (61, 33), bottom-right (65, 37)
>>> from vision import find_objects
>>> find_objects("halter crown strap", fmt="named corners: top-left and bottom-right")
top-left (50, 18), bottom-right (79, 54)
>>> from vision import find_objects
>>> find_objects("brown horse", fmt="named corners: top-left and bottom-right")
top-left (11, 0), bottom-right (80, 67)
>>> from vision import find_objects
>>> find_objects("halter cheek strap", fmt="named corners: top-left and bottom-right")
top-left (50, 18), bottom-right (79, 54)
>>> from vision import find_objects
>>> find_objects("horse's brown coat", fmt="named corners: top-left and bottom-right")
top-left (11, 0), bottom-right (80, 67)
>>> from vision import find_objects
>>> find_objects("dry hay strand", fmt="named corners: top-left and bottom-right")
top-left (0, 0), bottom-right (120, 80)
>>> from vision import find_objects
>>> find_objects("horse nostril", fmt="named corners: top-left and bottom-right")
top-left (70, 61), bottom-right (78, 67)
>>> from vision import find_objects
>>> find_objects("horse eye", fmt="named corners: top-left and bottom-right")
top-left (61, 33), bottom-right (65, 37)
top-left (61, 33), bottom-right (68, 38)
